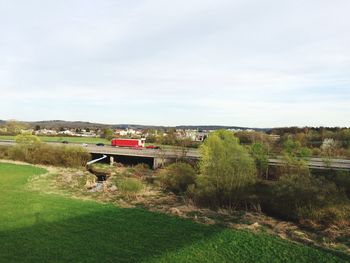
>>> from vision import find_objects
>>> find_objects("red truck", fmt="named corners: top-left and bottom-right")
top-left (111, 138), bottom-right (146, 148)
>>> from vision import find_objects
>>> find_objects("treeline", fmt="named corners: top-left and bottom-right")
top-left (268, 127), bottom-right (350, 148)
top-left (0, 134), bottom-right (90, 167)
top-left (158, 130), bottom-right (350, 229)
top-left (235, 127), bottom-right (350, 158)
top-left (144, 129), bottom-right (201, 148)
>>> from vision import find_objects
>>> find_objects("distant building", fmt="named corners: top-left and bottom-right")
top-left (114, 128), bottom-right (143, 137)
top-left (58, 130), bottom-right (75, 136)
top-left (35, 129), bottom-right (58, 135)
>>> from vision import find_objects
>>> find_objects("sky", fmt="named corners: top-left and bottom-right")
top-left (0, 0), bottom-right (349, 127)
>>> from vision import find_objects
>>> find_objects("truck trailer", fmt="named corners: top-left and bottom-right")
top-left (111, 138), bottom-right (146, 148)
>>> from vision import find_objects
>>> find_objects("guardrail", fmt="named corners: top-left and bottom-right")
top-left (269, 158), bottom-right (350, 170)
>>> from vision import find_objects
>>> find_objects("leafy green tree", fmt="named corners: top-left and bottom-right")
top-left (251, 142), bottom-right (269, 179)
top-left (14, 133), bottom-right (41, 161)
top-left (197, 130), bottom-right (256, 209)
top-left (161, 129), bottom-right (178, 146)
top-left (337, 129), bottom-right (350, 148)
top-left (5, 121), bottom-right (26, 135)
top-left (101, 128), bottom-right (114, 140)
top-left (15, 133), bottom-right (41, 145)
top-left (282, 138), bottom-right (311, 176)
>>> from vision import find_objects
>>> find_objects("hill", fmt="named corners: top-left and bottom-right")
top-left (1, 120), bottom-right (267, 131)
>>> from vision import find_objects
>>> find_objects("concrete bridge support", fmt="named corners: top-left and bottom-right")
top-left (153, 157), bottom-right (171, 169)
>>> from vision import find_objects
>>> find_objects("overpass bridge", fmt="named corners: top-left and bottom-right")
top-left (85, 145), bottom-right (350, 170)
top-left (1, 140), bottom-right (350, 170)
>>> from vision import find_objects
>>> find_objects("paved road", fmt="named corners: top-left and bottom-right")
top-left (0, 140), bottom-right (199, 158)
top-left (1, 140), bottom-right (350, 170)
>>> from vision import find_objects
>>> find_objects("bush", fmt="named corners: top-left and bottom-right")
top-left (8, 143), bottom-right (90, 167)
top-left (15, 133), bottom-right (41, 145)
top-left (267, 174), bottom-right (348, 222)
top-left (133, 163), bottom-right (152, 177)
top-left (159, 162), bottom-right (197, 194)
top-left (301, 205), bottom-right (350, 227)
top-left (118, 178), bottom-right (143, 194)
top-left (0, 146), bottom-right (11, 159)
top-left (311, 147), bottom-right (322, 157)
top-left (333, 171), bottom-right (350, 198)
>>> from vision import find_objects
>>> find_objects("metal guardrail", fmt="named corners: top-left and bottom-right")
top-left (269, 158), bottom-right (350, 170)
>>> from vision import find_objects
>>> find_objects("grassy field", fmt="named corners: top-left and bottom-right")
top-left (0, 162), bottom-right (349, 262)
top-left (0, 135), bottom-right (109, 144)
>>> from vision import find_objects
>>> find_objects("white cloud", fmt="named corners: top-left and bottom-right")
top-left (0, 0), bottom-right (349, 126)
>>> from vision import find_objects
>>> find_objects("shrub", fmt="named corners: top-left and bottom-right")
top-left (15, 133), bottom-right (41, 145)
top-left (301, 205), bottom-right (350, 227)
top-left (268, 174), bottom-right (348, 222)
top-left (331, 171), bottom-right (350, 198)
top-left (8, 143), bottom-right (90, 167)
top-left (159, 162), bottom-right (196, 194)
top-left (311, 147), bottom-right (322, 157)
top-left (133, 163), bottom-right (152, 177)
top-left (0, 146), bottom-right (10, 159)
top-left (118, 178), bottom-right (143, 194)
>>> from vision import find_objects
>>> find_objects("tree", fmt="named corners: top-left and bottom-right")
top-left (101, 128), bottom-right (114, 140)
top-left (14, 133), bottom-right (41, 161)
top-left (321, 138), bottom-right (339, 167)
top-left (5, 121), bottom-right (26, 135)
top-left (161, 129), bottom-right (178, 146)
top-left (197, 130), bottom-right (256, 209)
top-left (251, 142), bottom-right (269, 179)
top-left (15, 133), bottom-right (41, 145)
top-left (282, 138), bottom-right (311, 176)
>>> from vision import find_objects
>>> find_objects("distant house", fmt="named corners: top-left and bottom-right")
top-left (35, 129), bottom-right (57, 135)
top-left (115, 128), bottom-right (143, 137)
top-left (58, 130), bottom-right (75, 136)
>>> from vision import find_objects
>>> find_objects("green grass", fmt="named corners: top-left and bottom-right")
top-left (0, 162), bottom-right (349, 263)
top-left (0, 135), bottom-right (109, 144)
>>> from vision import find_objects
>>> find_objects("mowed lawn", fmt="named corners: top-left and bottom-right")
top-left (0, 163), bottom-right (348, 263)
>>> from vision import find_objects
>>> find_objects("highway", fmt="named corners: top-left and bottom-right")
top-left (0, 140), bottom-right (200, 158)
top-left (1, 140), bottom-right (350, 170)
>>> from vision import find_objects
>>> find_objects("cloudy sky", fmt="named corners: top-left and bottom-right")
top-left (0, 0), bottom-right (349, 127)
